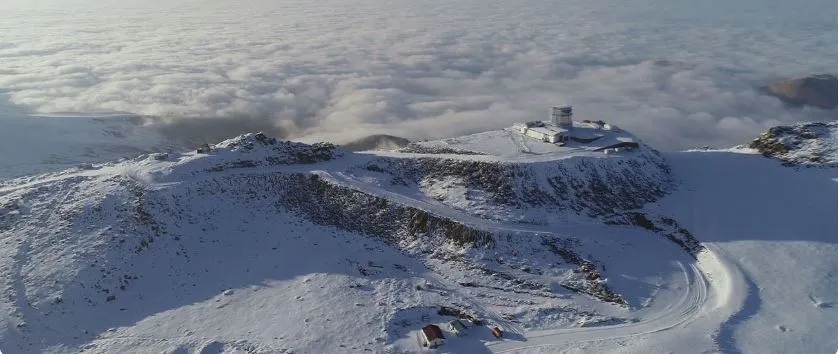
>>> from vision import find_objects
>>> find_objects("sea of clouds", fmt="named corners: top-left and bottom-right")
top-left (1, 0), bottom-right (836, 150)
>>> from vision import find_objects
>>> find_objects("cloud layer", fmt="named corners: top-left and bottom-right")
top-left (1, 0), bottom-right (836, 150)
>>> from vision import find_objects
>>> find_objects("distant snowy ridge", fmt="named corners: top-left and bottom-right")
top-left (743, 121), bottom-right (837, 167)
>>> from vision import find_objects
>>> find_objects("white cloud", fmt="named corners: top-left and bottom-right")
top-left (0, 0), bottom-right (836, 150)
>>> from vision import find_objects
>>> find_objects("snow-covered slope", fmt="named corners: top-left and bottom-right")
top-left (0, 112), bottom-right (185, 181)
top-left (0, 123), bottom-right (835, 354)
top-left (648, 149), bottom-right (837, 354)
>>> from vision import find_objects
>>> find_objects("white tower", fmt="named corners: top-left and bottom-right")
top-left (551, 105), bottom-right (573, 128)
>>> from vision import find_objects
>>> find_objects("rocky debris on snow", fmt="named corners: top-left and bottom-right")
top-left (342, 134), bottom-right (411, 151)
top-left (205, 133), bottom-right (342, 171)
top-left (195, 169), bottom-right (615, 310)
top-left (358, 148), bottom-right (672, 224)
top-left (398, 144), bottom-right (486, 155)
top-left (542, 238), bottom-right (626, 305)
top-left (437, 306), bottom-right (482, 324)
top-left (510, 307), bottom-right (626, 329)
top-left (264, 173), bottom-right (495, 248)
top-left (451, 262), bottom-right (558, 298)
top-left (150, 153), bottom-right (169, 161)
top-left (760, 74), bottom-right (837, 109)
top-left (746, 121), bottom-right (837, 167)
top-left (605, 213), bottom-right (703, 256)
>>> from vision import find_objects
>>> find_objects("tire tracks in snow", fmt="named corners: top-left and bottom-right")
top-left (10, 156), bottom-right (745, 353)
top-left (318, 170), bottom-right (747, 354)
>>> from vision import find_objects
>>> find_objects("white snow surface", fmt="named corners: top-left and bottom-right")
top-left (0, 110), bottom-right (184, 181)
top-left (405, 121), bottom-right (636, 160)
top-left (0, 126), bottom-right (835, 354)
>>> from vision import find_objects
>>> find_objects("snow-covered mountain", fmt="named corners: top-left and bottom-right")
top-left (0, 122), bottom-right (835, 354)
top-left (743, 121), bottom-right (837, 167)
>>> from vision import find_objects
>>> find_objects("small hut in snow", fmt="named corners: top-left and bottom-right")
top-left (421, 324), bottom-right (445, 348)
top-left (491, 326), bottom-right (503, 338)
top-left (448, 320), bottom-right (468, 336)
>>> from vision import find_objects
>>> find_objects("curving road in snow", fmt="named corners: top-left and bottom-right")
top-left (1, 153), bottom-right (751, 354)
top-left (487, 246), bottom-right (748, 353)
top-left (3, 149), bottom-right (766, 354)
top-left (317, 169), bottom-right (751, 354)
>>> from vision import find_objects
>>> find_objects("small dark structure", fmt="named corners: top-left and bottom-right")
top-left (196, 143), bottom-right (212, 154)
top-left (491, 326), bottom-right (503, 338)
top-left (448, 319), bottom-right (468, 336)
top-left (151, 153), bottom-right (169, 161)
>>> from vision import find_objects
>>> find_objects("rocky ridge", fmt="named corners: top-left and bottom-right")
top-left (746, 121), bottom-right (837, 167)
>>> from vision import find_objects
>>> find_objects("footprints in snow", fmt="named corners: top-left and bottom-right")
top-left (807, 294), bottom-right (833, 309)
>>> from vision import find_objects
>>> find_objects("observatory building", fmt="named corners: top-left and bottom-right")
top-left (512, 105), bottom-right (574, 144)
top-left (551, 105), bottom-right (573, 128)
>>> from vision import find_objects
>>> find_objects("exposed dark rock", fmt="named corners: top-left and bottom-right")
top-left (360, 153), bottom-right (671, 219)
top-left (746, 121), bottom-right (837, 167)
top-left (398, 144), bottom-right (486, 155)
top-left (761, 74), bottom-right (837, 109)
top-left (216, 172), bottom-right (496, 249)
top-left (628, 213), bottom-right (659, 232)
top-left (205, 133), bottom-right (342, 171)
top-left (605, 213), bottom-right (703, 256)
top-left (542, 238), bottom-right (627, 305)
top-left (438, 306), bottom-right (481, 323)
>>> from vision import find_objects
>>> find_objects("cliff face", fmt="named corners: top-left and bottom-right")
top-left (355, 146), bottom-right (673, 225)
top-left (202, 171), bottom-right (624, 304)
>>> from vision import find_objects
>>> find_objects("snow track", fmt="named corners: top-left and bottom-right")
top-left (316, 170), bottom-right (746, 353)
top-left (0, 149), bottom-right (753, 354)
top-left (484, 261), bottom-right (711, 353)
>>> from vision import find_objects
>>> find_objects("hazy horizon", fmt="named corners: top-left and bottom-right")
top-left (1, 0), bottom-right (836, 150)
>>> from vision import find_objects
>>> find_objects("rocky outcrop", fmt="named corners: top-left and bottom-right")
top-left (398, 144), bottom-right (486, 155)
top-left (542, 238), bottom-right (626, 305)
top-left (266, 173), bottom-right (495, 248)
top-left (205, 132), bottom-right (341, 171)
top-left (747, 121), bottom-right (837, 167)
top-left (760, 74), bottom-right (837, 109)
top-left (360, 148), bottom-right (672, 221)
top-left (604, 213), bottom-right (702, 256)
top-left (189, 172), bottom-right (621, 303)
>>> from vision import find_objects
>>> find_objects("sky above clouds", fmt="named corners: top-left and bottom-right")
top-left (0, 0), bottom-right (836, 150)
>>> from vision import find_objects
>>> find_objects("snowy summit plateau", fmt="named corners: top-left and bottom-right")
top-left (0, 108), bottom-right (836, 354)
